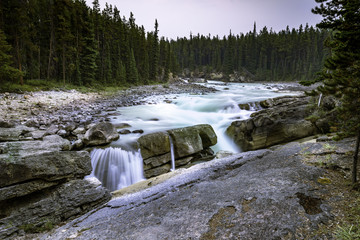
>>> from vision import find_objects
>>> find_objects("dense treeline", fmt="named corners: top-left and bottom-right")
top-left (0, 0), bottom-right (177, 87)
top-left (0, 0), bottom-right (329, 88)
top-left (172, 23), bottom-right (329, 81)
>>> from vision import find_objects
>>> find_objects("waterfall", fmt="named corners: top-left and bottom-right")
top-left (169, 136), bottom-right (176, 171)
top-left (318, 93), bottom-right (323, 107)
top-left (90, 147), bottom-right (145, 192)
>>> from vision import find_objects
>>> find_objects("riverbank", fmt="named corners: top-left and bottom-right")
top-left (2, 81), bottom-right (358, 239)
top-left (0, 82), bottom-right (216, 127)
top-left (30, 136), bottom-right (359, 239)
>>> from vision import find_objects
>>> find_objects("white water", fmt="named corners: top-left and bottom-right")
top-left (169, 136), bottom-right (176, 171)
top-left (91, 81), bottom-right (299, 191)
top-left (90, 147), bottom-right (145, 191)
top-left (111, 81), bottom-right (299, 153)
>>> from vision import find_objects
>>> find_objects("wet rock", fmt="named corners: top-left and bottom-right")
top-left (227, 95), bottom-right (318, 151)
top-left (83, 122), bottom-right (119, 146)
top-left (118, 129), bottom-right (131, 134)
top-left (41, 141), bottom-right (331, 240)
top-left (114, 123), bottom-right (132, 129)
top-left (0, 134), bottom-right (110, 239)
top-left (138, 131), bottom-right (170, 160)
top-left (138, 124), bottom-right (217, 178)
top-left (132, 129), bottom-right (144, 134)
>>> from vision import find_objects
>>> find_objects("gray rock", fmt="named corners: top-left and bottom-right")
top-left (138, 131), bottom-right (170, 160)
top-left (83, 122), bottom-right (119, 146)
top-left (0, 120), bottom-right (15, 128)
top-left (0, 150), bottom-right (91, 188)
top-left (72, 127), bottom-right (86, 135)
top-left (0, 125), bottom-right (35, 142)
top-left (167, 127), bottom-right (203, 158)
top-left (40, 141), bottom-right (331, 240)
top-left (44, 124), bottom-right (59, 136)
top-left (57, 129), bottom-right (68, 137)
top-left (227, 95), bottom-right (318, 151)
top-left (0, 178), bottom-right (110, 239)
top-left (118, 129), bottom-right (131, 134)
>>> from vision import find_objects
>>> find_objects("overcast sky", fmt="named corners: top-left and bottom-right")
top-left (85, 0), bottom-right (322, 40)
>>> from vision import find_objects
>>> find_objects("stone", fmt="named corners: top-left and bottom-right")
top-left (167, 126), bottom-right (203, 158)
top-left (138, 131), bottom-right (170, 160)
top-left (132, 129), bottom-right (144, 134)
top-left (71, 139), bottom-right (84, 150)
top-left (0, 150), bottom-right (91, 188)
top-left (114, 123), bottom-right (132, 129)
top-left (72, 127), bottom-right (86, 135)
top-left (118, 129), bottom-right (131, 134)
top-left (192, 124), bottom-right (217, 148)
top-left (45, 124), bottom-right (59, 136)
top-left (83, 122), bottom-right (119, 146)
top-left (41, 140), bottom-right (331, 240)
top-left (0, 125), bottom-right (35, 142)
top-left (0, 120), bottom-right (15, 128)
top-left (227, 95), bottom-right (318, 151)
top-left (0, 179), bottom-right (110, 239)
top-left (144, 163), bottom-right (172, 178)
top-left (57, 129), bottom-right (68, 137)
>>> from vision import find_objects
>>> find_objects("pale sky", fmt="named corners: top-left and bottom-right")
top-left (85, 0), bottom-right (322, 40)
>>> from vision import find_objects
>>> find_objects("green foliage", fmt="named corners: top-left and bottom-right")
top-left (0, 29), bottom-right (23, 84)
top-left (310, 0), bottom-right (360, 184)
top-left (0, 0), bottom-right (330, 91)
top-left (171, 23), bottom-right (328, 81)
top-left (335, 225), bottom-right (360, 240)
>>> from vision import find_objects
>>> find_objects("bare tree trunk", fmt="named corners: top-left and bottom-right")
top-left (47, 29), bottom-right (53, 80)
top-left (352, 130), bottom-right (360, 184)
top-left (16, 35), bottom-right (23, 85)
top-left (62, 44), bottom-right (66, 86)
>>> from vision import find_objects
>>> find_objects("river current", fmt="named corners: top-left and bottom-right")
top-left (90, 81), bottom-right (299, 191)
top-left (110, 81), bottom-right (299, 153)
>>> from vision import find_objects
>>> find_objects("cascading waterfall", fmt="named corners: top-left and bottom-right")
top-left (90, 147), bottom-right (145, 192)
top-left (169, 136), bottom-right (176, 171)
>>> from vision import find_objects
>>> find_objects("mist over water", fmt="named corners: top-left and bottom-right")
top-left (91, 81), bottom-right (299, 191)
top-left (110, 81), bottom-right (298, 153)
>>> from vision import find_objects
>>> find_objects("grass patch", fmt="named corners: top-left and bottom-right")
top-left (0, 79), bottom-right (130, 94)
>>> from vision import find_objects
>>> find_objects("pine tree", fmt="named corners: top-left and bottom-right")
top-left (0, 29), bottom-right (22, 85)
top-left (149, 19), bottom-right (159, 82)
top-left (311, 0), bottom-right (360, 185)
top-left (128, 48), bottom-right (139, 84)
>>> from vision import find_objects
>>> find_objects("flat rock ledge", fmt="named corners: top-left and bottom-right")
top-left (0, 134), bottom-right (111, 239)
top-left (39, 140), bottom-right (332, 240)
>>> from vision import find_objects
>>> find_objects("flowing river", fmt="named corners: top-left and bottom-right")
top-left (90, 81), bottom-right (300, 191)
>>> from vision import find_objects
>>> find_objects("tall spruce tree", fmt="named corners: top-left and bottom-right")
top-left (0, 29), bottom-right (22, 85)
top-left (311, 0), bottom-right (360, 185)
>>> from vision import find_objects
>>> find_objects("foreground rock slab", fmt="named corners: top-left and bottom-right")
top-left (41, 141), bottom-right (331, 239)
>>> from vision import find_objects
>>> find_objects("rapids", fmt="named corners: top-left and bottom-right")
top-left (110, 81), bottom-right (299, 152)
top-left (90, 81), bottom-right (299, 191)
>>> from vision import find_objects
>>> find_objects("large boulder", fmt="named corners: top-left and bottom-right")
top-left (83, 122), bottom-right (119, 146)
top-left (137, 131), bottom-right (170, 160)
top-left (0, 125), bottom-right (35, 142)
top-left (0, 134), bottom-right (111, 239)
top-left (227, 95), bottom-right (318, 151)
top-left (138, 124), bottom-right (217, 178)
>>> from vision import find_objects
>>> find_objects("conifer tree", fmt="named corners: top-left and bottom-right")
top-left (0, 29), bottom-right (23, 85)
top-left (311, 0), bottom-right (360, 184)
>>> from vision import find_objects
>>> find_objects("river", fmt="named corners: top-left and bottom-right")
top-left (90, 81), bottom-right (300, 191)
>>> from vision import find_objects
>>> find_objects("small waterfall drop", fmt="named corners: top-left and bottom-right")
top-left (169, 136), bottom-right (176, 171)
top-left (90, 147), bottom-right (145, 191)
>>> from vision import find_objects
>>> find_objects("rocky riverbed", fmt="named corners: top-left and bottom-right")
top-left (1, 81), bottom-right (358, 239)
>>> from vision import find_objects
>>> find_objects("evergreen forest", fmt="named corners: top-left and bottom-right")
top-left (0, 0), bottom-right (330, 89)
